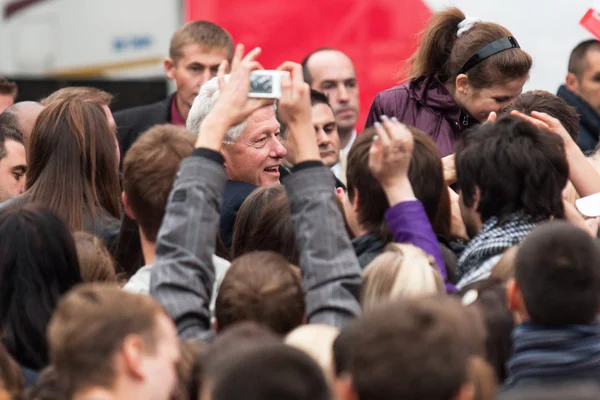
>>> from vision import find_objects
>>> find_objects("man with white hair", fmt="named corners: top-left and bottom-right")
top-left (187, 77), bottom-right (287, 186)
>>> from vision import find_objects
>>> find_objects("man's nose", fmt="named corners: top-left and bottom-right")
top-left (337, 83), bottom-right (349, 102)
top-left (200, 69), bottom-right (213, 85)
top-left (270, 139), bottom-right (288, 158)
top-left (17, 180), bottom-right (25, 195)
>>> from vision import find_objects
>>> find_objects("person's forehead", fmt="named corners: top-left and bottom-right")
top-left (312, 103), bottom-right (336, 123)
top-left (3, 139), bottom-right (25, 161)
top-left (307, 51), bottom-right (356, 82)
top-left (483, 76), bottom-right (527, 97)
top-left (243, 106), bottom-right (280, 137)
top-left (178, 44), bottom-right (229, 65)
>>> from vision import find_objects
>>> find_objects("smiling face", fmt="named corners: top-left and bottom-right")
top-left (223, 106), bottom-right (287, 186)
top-left (455, 75), bottom-right (529, 122)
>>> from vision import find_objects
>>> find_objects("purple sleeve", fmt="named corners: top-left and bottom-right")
top-left (385, 200), bottom-right (456, 293)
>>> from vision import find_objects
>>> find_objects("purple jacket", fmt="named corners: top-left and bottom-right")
top-left (385, 200), bottom-right (455, 293)
top-left (365, 76), bottom-right (478, 157)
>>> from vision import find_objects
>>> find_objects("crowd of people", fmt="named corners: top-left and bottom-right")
top-left (1, 6), bottom-right (600, 400)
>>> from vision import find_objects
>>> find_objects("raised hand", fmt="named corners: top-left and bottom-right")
top-left (369, 116), bottom-right (416, 204)
top-left (442, 153), bottom-right (456, 185)
top-left (276, 61), bottom-right (318, 163)
top-left (196, 44), bottom-right (274, 151)
top-left (510, 110), bottom-right (572, 144)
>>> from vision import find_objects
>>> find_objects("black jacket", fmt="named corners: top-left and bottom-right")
top-left (114, 94), bottom-right (176, 162)
top-left (557, 85), bottom-right (600, 153)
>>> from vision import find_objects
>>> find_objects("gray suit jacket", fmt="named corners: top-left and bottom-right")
top-left (150, 153), bottom-right (362, 340)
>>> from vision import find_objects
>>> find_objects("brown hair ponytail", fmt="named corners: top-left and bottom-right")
top-left (407, 8), bottom-right (466, 81)
top-left (406, 8), bottom-right (532, 89)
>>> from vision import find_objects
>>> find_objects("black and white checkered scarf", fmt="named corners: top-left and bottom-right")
top-left (456, 214), bottom-right (540, 285)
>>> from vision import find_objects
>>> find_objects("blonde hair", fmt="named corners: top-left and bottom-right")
top-left (284, 324), bottom-right (340, 381)
top-left (361, 243), bottom-right (445, 313)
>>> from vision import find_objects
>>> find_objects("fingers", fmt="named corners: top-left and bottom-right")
top-left (369, 132), bottom-right (383, 172)
top-left (242, 47), bottom-right (262, 66)
top-left (374, 119), bottom-right (391, 148)
top-left (530, 111), bottom-right (561, 128)
top-left (486, 111), bottom-right (497, 123)
top-left (510, 110), bottom-right (549, 130)
top-left (217, 60), bottom-right (228, 90)
top-left (277, 61), bottom-right (303, 80)
top-left (231, 44), bottom-right (245, 71)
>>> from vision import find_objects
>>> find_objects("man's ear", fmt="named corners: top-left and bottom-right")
top-left (452, 382), bottom-right (475, 400)
top-left (213, 318), bottom-right (219, 333)
top-left (506, 278), bottom-right (522, 313)
top-left (334, 373), bottom-right (359, 400)
top-left (122, 192), bottom-right (136, 221)
top-left (164, 57), bottom-right (176, 81)
top-left (565, 72), bottom-right (580, 93)
top-left (121, 334), bottom-right (146, 380)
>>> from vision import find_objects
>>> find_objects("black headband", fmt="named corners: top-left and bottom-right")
top-left (459, 36), bottom-right (520, 74)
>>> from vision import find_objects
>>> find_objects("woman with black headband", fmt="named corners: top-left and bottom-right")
top-left (365, 8), bottom-right (532, 157)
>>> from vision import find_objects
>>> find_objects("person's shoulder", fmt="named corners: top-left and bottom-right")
top-left (224, 181), bottom-right (257, 205)
top-left (375, 83), bottom-right (411, 101)
top-left (114, 96), bottom-right (172, 126)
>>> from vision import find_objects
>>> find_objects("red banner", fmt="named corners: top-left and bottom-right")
top-left (186, 0), bottom-right (432, 130)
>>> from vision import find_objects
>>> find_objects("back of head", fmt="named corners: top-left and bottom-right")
top-left (231, 185), bottom-right (298, 264)
top-left (515, 221), bottom-right (600, 326)
top-left (192, 322), bottom-right (278, 400)
top-left (215, 251), bottom-right (305, 335)
top-left (48, 283), bottom-right (164, 396)
top-left (502, 91), bottom-right (579, 140)
top-left (361, 243), bottom-right (444, 312)
top-left (40, 86), bottom-right (112, 107)
top-left (407, 8), bottom-right (531, 88)
top-left (169, 21), bottom-right (234, 63)
top-left (73, 231), bottom-right (117, 283)
top-left (347, 126), bottom-right (450, 236)
top-left (123, 124), bottom-right (195, 242)
top-left (285, 324), bottom-right (340, 380)
top-left (2, 101), bottom-right (45, 142)
top-left (456, 115), bottom-right (568, 222)
top-left (0, 205), bottom-right (82, 369)
top-left (209, 343), bottom-right (331, 400)
top-left (568, 39), bottom-right (600, 80)
top-left (345, 296), bottom-right (482, 400)
top-left (27, 98), bottom-right (121, 231)
top-left (461, 278), bottom-right (514, 383)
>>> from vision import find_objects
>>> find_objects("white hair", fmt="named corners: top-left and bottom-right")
top-left (186, 77), bottom-right (277, 143)
top-left (186, 77), bottom-right (246, 143)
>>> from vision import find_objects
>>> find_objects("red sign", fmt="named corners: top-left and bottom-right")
top-left (186, 0), bottom-right (432, 131)
top-left (581, 8), bottom-right (600, 40)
